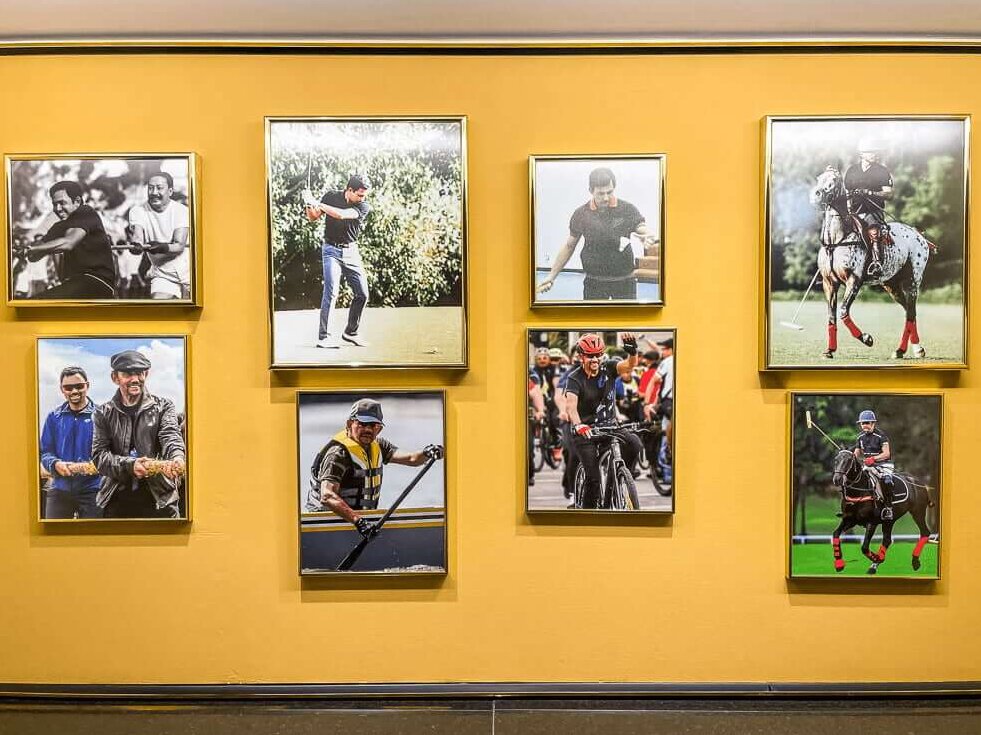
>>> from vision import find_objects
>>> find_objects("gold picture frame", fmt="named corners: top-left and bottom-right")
top-left (5, 153), bottom-right (201, 306)
top-left (265, 116), bottom-right (468, 369)
top-left (530, 154), bottom-right (666, 308)
top-left (761, 115), bottom-right (969, 370)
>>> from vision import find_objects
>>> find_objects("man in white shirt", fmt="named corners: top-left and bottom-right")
top-left (126, 172), bottom-right (191, 300)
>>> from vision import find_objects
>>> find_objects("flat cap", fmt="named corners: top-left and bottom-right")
top-left (110, 350), bottom-right (151, 371)
top-left (656, 337), bottom-right (674, 349)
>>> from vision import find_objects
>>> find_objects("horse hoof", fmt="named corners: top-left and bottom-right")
top-left (912, 557), bottom-right (921, 571)
top-left (867, 566), bottom-right (878, 575)
top-left (893, 349), bottom-right (905, 360)
top-left (861, 333), bottom-right (874, 347)
top-left (911, 344), bottom-right (926, 358)
top-left (834, 561), bottom-right (845, 572)
top-left (822, 351), bottom-right (835, 359)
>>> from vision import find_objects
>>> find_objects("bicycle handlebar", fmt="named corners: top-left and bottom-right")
top-left (587, 421), bottom-right (656, 435)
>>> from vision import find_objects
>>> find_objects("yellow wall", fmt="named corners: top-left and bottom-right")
top-left (0, 51), bottom-right (978, 685)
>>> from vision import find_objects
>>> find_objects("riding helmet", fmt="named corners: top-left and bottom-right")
top-left (857, 410), bottom-right (877, 424)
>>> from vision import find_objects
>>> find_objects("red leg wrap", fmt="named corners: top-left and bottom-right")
top-left (909, 321), bottom-right (920, 343)
top-left (913, 536), bottom-right (929, 557)
top-left (842, 315), bottom-right (863, 339)
top-left (828, 323), bottom-right (838, 351)
top-left (899, 321), bottom-right (913, 352)
top-left (877, 544), bottom-right (887, 562)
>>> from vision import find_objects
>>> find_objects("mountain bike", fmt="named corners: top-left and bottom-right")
top-left (572, 421), bottom-right (652, 510)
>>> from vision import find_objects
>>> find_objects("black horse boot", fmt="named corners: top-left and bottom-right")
top-left (880, 477), bottom-right (894, 521)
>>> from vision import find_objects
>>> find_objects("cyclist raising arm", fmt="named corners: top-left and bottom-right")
top-left (564, 333), bottom-right (641, 509)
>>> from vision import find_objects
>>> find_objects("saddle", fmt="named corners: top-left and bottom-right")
top-left (848, 214), bottom-right (894, 248)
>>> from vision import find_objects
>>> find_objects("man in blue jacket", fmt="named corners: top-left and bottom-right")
top-left (39, 366), bottom-right (102, 519)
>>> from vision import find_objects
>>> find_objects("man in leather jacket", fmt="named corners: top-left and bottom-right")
top-left (91, 350), bottom-right (186, 519)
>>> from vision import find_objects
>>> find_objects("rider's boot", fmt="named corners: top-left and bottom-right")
top-left (867, 228), bottom-right (883, 277)
top-left (880, 478), bottom-right (895, 521)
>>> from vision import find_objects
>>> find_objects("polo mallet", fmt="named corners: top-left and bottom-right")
top-left (336, 457), bottom-right (437, 572)
top-left (780, 268), bottom-right (821, 331)
top-left (804, 409), bottom-right (842, 451)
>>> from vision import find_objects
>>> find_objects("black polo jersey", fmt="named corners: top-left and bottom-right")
top-left (319, 190), bottom-right (371, 245)
top-left (569, 199), bottom-right (644, 279)
top-left (43, 204), bottom-right (114, 283)
top-left (855, 429), bottom-right (890, 458)
top-left (530, 365), bottom-right (556, 396)
top-left (564, 359), bottom-right (620, 425)
top-left (844, 163), bottom-right (892, 215)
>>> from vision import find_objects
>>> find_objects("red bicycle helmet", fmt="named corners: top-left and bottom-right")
top-left (575, 333), bottom-right (605, 357)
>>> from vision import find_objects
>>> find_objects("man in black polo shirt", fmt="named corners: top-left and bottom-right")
top-left (563, 332), bottom-right (642, 509)
top-left (536, 167), bottom-right (657, 301)
top-left (853, 409), bottom-right (895, 521)
top-left (303, 174), bottom-right (372, 348)
top-left (844, 138), bottom-right (894, 277)
top-left (18, 180), bottom-right (115, 299)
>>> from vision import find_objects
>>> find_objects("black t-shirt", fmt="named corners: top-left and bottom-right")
top-left (530, 365), bottom-right (555, 396)
top-left (855, 429), bottom-right (890, 458)
top-left (319, 191), bottom-right (371, 245)
top-left (569, 199), bottom-right (645, 279)
top-left (844, 163), bottom-right (892, 215)
top-left (564, 359), bottom-right (620, 425)
top-left (43, 204), bottom-right (114, 283)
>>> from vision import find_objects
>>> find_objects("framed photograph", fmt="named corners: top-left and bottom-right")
top-left (297, 390), bottom-right (447, 575)
top-left (35, 336), bottom-right (190, 522)
top-left (6, 154), bottom-right (199, 306)
top-left (525, 328), bottom-right (675, 515)
top-left (531, 155), bottom-right (665, 307)
top-left (788, 392), bottom-right (941, 580)
top-left (763, 116), bottom-right (969, 369)
top-left (266, 117), bottom-right (467, 369)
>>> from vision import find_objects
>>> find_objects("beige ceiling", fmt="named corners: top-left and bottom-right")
top-left (1, 0), bottom-right (980, 42)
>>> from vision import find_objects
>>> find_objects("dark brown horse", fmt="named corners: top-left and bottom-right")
top-left (830, 449), bottom-right (934, 575)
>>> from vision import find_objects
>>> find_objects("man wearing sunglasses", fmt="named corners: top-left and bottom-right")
top-left (39, 366), bottom-right (102, 519)
top-left (307, 398), bottom-right (443, 539)
top-left (91, 350), bottom-right (186, 519)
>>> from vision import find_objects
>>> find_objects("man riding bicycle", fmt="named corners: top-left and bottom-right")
top-left (563, 332), bottom-right (642, 509)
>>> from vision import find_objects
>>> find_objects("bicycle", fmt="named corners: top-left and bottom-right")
top-left (531, 412), bottom-right (562, 473)
top-left (644, 414), bottom-right (673, 497)
top-left (572, 421), bottom-right (651, 510)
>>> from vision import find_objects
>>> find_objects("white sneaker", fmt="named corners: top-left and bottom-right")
top-left (316, 336), bottom-right (341, 349)
top-left (342, 332), bottom-right (369, 347)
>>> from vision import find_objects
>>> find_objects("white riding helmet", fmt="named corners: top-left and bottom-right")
top-left (857, 137), bottom-right (885, 154)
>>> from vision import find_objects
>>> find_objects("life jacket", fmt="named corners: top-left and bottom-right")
top-left (312, 430), bottom-right (384, 510)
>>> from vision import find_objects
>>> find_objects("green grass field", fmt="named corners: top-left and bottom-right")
top-left (769, 300), bottom-right (964, 367)
top-left (791, 541), bottom-right (938, 578)
top-left (792, 496), bottom-right (939, 578)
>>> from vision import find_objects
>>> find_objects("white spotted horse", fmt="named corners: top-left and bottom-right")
top-left (829, 449), bottom-right (934, 575)
top-left (809, 167), bottom-right (935, 360)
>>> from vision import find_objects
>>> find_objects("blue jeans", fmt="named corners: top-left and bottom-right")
top-left (320, 243), bottom-right (369, 340)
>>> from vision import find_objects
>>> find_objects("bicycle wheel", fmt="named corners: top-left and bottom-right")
top-left (652, 436), bottom-right (673, 497)
top-left (637, 443), bottom-right (650, 470)
top-left (573, 464), bottom-right (587, 509)
top-left (532, 423), bottom-right (546, 472)
top-left (613, 465), bottom-right (640, 510)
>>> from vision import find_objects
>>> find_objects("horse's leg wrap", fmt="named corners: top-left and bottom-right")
top-left (899, 321), bottom-right (913, 352)
top-left (832, 537), bottom-right (844, 571)
top-left (841, 315), bottom-right (863, 339)
top-left (827, 323), bottom-right (838, 351)
top-left (876, 544), bottom-right (887, 563)
top-left (913, 536), bottom-right (929, 558)
top-left (909, 321), bottom-right (921, 344)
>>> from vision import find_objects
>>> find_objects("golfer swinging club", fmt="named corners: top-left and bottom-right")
top-left (303, 174), bottom-right (372, 349)
top-left (308, 398), bottom-right (444, 539)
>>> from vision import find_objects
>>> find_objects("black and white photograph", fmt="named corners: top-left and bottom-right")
top-left (36, 336), bottom-right (189, 522)
top-left (789, 392), bottom-right (941, 579)
top-left (764, 116), bottom-right (968, 369)
top-left (6, 154), bottom-right (198, 305)
top-left (297, 391), bottom-right (447, 575)
top-left (526, 328), bottom-right (675, 514)
top-left (267, 117), bottom-right (467, 368)
top-left (531, 155), bottom-right (664, 306)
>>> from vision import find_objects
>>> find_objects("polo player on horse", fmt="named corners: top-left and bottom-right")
top-left (853, 409), bottom-right (895, 521)
top-left (844, 137), bottom-right (894, 277)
